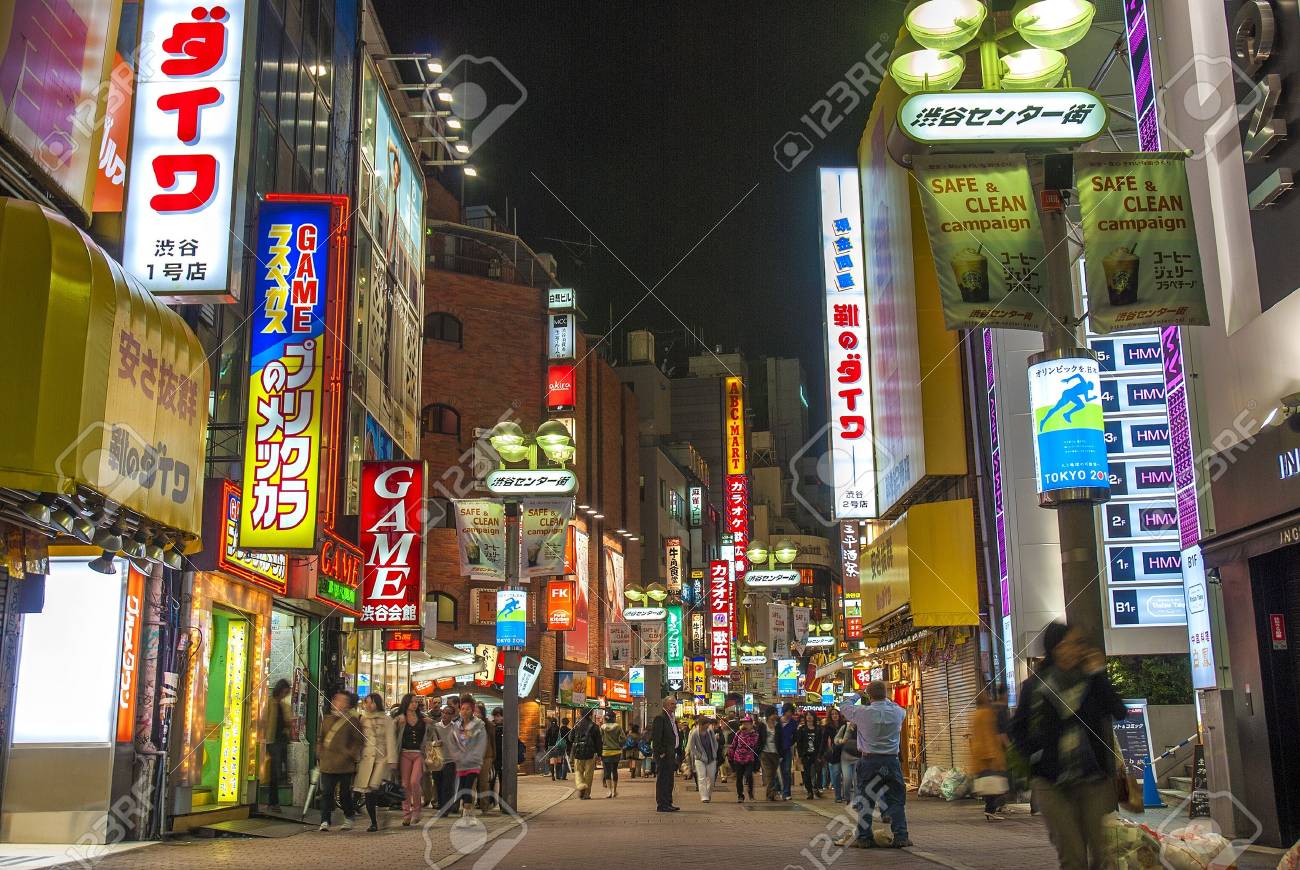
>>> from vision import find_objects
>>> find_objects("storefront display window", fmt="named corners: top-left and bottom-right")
top-left (201, 608), bottom-right (252, 806)
top-left (264, 608), bottom-right (318, 808)
top-left (355, 631), bottom-right (410, 709)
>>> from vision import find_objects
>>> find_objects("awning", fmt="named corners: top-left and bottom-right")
top-left (0, 198), bottom-right (210, 542)
top-left (860, 500), bottom-right (980, 627)
top-left (1201, 509), bottom-right (1300, 568)
top-left (409, 638), bottom-right (484, 680)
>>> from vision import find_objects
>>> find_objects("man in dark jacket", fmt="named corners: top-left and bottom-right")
top-left (796, 713), bottom-right (824, 799)
top-left (650, 697), bottom-right (680, 812)
top-left (316, 690), bottom-right (363, 831)
top-left (777, 703), bottom-right (798, 800)
top-left (570, 710), bottom-right (601, 799)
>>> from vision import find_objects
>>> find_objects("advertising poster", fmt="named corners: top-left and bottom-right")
top-left (453, 499), bottom-right (507, 580)
top-left (92, 52), bottom-right (132, 213)
top-left (495, 590), bottom-right (527, 649)
top-left (1181, 546), bottom-right (1217, 688)
top-left (1075, 153), bottom-right (1208, 334)
top-left (239, 199), bottom-right (332, 550)
top-left (691, 658), bottom-right (707, 696)
top-left (518, 656), bottom-right (542, 698)
top-left (776, 659), bottom-right (799, 696)
top-left (1028, 356), bottom-right (1110, 496)
top-left (358, 461), bottom-right (425, 628)
top-left (912, 154), bottom-right (1049, 331)
top-left (791, 606), bottom-right (811, 644)
top-left (768, 602), bottom-right (789, 658)
top-left (639, 622), bottom-right (666, 664)
top-left (548, 313), bottom-right (575, 359)
top-left (604, 546), bottom-right (626, 626)
top-left (556, 671), bottom-right (586, 706)
top-left (608, 623), bottom-right (632, 667)
top-left (546, 579), bottom-right (576, 631)
top-left (665, 604), bottom-right (684, 687)
top-left (565, 528), bottom-right (591, 663)
top-left (522, 498), bottom-right (575, 578)
top-left (629, 666), bottom-right (645, 698)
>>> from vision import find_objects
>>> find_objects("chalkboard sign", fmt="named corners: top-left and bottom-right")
top-left (1113, 699), bottom-right (1155, 777)
top-left (1189, 743), bottom-right (1211, 819)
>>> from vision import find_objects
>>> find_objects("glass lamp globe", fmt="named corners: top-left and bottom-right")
top-left (489, 421), bottom-right (525, 452)
top-left (890, 49), bottom-right (965, 94)
top-left (773, 540), bottom-right (800, 565)
top-left (496, 443), bottom-right (530, 463)
top-left (1012, 0), bottom-right (1095, 50)
top-left (646, 583), bottom-right (668, 602)
top-left (745, 540), bottom-right (770, 565)
top-left (905, 0), bottom-right (987, 51)
top-left (1000, 48), bottom-right (1067, 89)
top-left (625, 586), bottom-right (646, 603)
top-left (535, 419), bottom-right (572, 447)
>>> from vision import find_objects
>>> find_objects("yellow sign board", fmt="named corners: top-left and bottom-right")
top-left (724, 376), bottom-right (746, 475)
top-left (860, 499), bottom-right (979, 627)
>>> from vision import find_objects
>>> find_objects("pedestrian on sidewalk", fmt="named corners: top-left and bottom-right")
top-left (969, 687), bottom-right (1011, 821)
top-left (757, 708), bottom-right (781, 800)
top-left (601, 711), bottom-right (626, 798)
top-left (487, 708), bottom-right (505, 811)
top-left (544, 716), bottom-right (566, 780)
top-left (1009, 622), bottom-right (1127, 870)
top-left (447, 695), bottom-right (487, 816)
top-left (569, 709), bottom-right (600, 799)
top-left (651, 697), bottom-right (680, 812)
top-left (713, 719), bottom-right (730, 784)
top-left (796, 711), bottom-right (823, 799)
top-left (262, 679), bottom-right (292, 813)
top-left (837, 681), bottom-right (912, 849)
top-left (433, 704), bottom-right (459, 817)
top-left (777, 703), bottom-right (797, 800)
top-left (729, 716), bottom-right (760, 802)
top-left (393, 694), bottom-right (431, 827)
top-left (624, 723), bottom-right (643, 778)
top-left (835, 714), bottom-right (861, 804)
top-left (685, 716), bottom-right (718, 802)
top-left (476, 702), bottom-right (496, 812)
top-left (823, 708), bottom-right (846, 801)
top-left (316, 690), bottom-right (363, 832)
top-left (353, 693), bottom-right (397, 832)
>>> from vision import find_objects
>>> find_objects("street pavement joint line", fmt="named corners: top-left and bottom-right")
top-left (430, 786), bottom-right (573, 870)
top-left (792, 800), bottom-right (977, 870)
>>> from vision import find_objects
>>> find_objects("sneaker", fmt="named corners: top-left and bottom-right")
top-left (318, 822), bottom-right (330, 832)
top-left (340, 816), bottom-right (353, 831)
top-left (402, 819), bottom-right (411, 827)
top-left (850, 839), bottom-right (880, 849)
top-left (366, 824), bottom-right (378, 833)
top-left (889, 838), bottom-right (914, 849)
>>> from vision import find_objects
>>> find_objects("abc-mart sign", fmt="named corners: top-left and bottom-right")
top-left (899, 90), bottom-right (1108, 148)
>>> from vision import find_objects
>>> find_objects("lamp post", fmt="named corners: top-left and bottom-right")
top-left (487, 420), bottom-right (575, 810)
top-left (885, 0), bottom-right (1106, 648)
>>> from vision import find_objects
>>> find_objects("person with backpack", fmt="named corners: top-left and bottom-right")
top-left (834, 709), bottom-right (861, 804)
top-left (728, 716), bottom-right (760, 802)
top-left (569, 709), bottom-right (601, 799)
top-left (624, 723), bottom-right (643, 778)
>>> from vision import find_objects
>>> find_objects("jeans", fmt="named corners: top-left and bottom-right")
top-left (854, 755), bottom-right (908, 843)
top-left (840, 756), bottom-right (859, 801)
top-left (399, 750), bottom-right (424, 820)
top-left (800, 756), bottom-right (821, 796)
top-left (829, 757), bottom-right (843, 800)
top-left (733, 760), bottom-right (755, 799)
top-left (778, 753), bottom-right (793, 798)
top-left (693, 760), bottom-right (716, 800)
top-left (266, 740), bottom-right (288, 806)
top-left (319, 771), bottom-right (357, 825)
top-left (760, 752), bottom-right (780, 799)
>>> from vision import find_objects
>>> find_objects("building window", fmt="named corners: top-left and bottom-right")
top-left (668, 489), bottom-right (685, 523)
top-left (424, 312), bottom-right (463, 346)
top-left (433, 592), bottom-right (457, 625)
top-left (421, 403), bottom-right (460, 437)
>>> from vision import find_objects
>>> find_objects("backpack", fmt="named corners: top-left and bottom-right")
top-left (571, 723), bottom-right (597, 760)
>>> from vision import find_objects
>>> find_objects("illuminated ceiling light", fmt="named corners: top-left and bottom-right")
top-left (1012, 0), bottom-right (1096, 50)
top-left (999, 48), bottom-right (1067, 89)
top-left (122, 534), bottom-right (146, 559)
top-left (93, 526), bottom-right (123, 552)
top-left (905, 0), bottom-right (987, 51)
top-left (437, 89), bottom-right (454, 103)
top-left (616, 528), bottom-right (628, 535)
top-left (21, 501), bottom-right (51, 526)
top-left (446, 116), bottom-right (463, 129)
top-left (87, 550), bottom-right (117, 575)
top-left (453, 141), bottom-right (471, 154)
top-left (427, 59), bottom-right (444, 74)
top-left (593, 513), bottom-right (605, 519)
top-left (462, 165), bottom-right (478, 177)
top-left (585, 508), bottom-right (597, 515)
top-left (890, 47), bottom-right (965, 94)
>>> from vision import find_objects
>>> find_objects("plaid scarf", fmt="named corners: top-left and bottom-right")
top-left (1037, 667), bottom-right (1101, 785)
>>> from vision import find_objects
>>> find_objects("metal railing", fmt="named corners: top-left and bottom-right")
top-left (425, 220), bottom-right (558, 290)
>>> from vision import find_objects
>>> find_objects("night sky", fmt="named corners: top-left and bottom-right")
top-left (375, 2), bottom-right (907, 424)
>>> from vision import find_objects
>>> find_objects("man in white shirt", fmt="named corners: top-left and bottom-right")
top-left (837, 681), bottom-right (912, 849)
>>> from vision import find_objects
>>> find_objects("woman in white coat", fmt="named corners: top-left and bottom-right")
top-left (353, 693), bottom-right (398, 831)
top-left (684, 717), bottom-right (719, 802)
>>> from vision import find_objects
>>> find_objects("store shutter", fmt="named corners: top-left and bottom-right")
top-left (920, 640), bottom-right (981, 774)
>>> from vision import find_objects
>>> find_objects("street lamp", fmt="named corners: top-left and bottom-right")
top-left (1000, 48), bottom-right (1068, 89)
top-left (905, 0), bottom-right (987, 50)
top-left (745, 538), bottom-right (801, 571)
top-left (1011, 0), bottom-right (1095, 50)
top-left (488, 421), bottom-right (574, 468)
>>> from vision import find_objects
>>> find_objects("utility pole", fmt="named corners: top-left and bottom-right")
top-left (500, 499), bottom-right (521, 810)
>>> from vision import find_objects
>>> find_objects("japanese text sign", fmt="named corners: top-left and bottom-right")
top-left (358, 461), bottom-right (425, 629)
top-left (665, 536), bottom-right (683, 592)
top-left (125, 0), bottom-right (248, 298)
top-left (1028, 356), bottom-right (1110, 496)
top-left (546, 579), bottom-right (576, 631)
top-left (899, 89), bottom-right (1107, 147)
top-left (689, 485), bottom-right (703, 527)
top-left (840, 520), bottom-right (860, 596)
top-left (912, 154), bottom-right (1050, 332)
top-left (708, 560), bottom-right (731, 677)
top-left (239, 199), bottom-right (333, 549)
top-left (1075, 153), bottom-right (1208, 334)
top-left (724, 376), bottom-right (746, 474)
top-left (549, 313), bottom-right (575, 360)
top-left (383, 629), bottom-right (422, 652)
top-left (818, 168), bottom-right (876, 518)
top-left (217, 481), bottom-right (287, 593)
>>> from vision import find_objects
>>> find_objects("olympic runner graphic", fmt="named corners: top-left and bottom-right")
top-left (498, 596), bottom-right (523, 619)
top-left (1038, 372), bottom-right (1097, 432)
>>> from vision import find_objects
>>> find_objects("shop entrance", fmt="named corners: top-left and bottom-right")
top-left (1253, 545), bottom-right (1300, 844)
top-left (197, 608), bottom-right (252, 808)
top-left (263, 608), bottom-right (319, 809)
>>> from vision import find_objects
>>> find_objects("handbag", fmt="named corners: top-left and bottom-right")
top-left (1116, 765), bottom-right (1144, 813)
top-left (973, 773), bottom-right (1010, 796)
top-left (424, 738), bottom-right (446, 772)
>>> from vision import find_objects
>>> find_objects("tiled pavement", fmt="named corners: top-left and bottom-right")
top-left (16, 770), bottom-right (1285, 869)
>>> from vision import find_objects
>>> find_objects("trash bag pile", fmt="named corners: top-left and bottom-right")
top-left (1105, 816), bottom-right (1162, 869)
top-left (1106, 818), bottom-right (1242, 870)
top-left (916, 766), bottom-right (972, 800)
top-left (918, 765), bottom-right (945, 797)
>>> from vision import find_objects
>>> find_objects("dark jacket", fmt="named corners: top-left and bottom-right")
top-left (1009, 667), bottom-right (1127, 783)
top-left (776, 717), bottom-right (798, 757)
top-left (570, 716), bottom-right (600, 760)
top-left (544, 722), bottom-right (560, 749)
top-left (795, 722), bottom-right (822, 759)
top-left (651, 711), bottom-right (678, 758)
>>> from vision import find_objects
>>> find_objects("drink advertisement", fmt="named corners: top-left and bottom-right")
top-left (1028, 355), bottom-right (1109, 500)
top-left (912, 154), bottom-right (1049, 332)
top-left (1075, 153), bottom-right (1208, 334)
top-left (521, 499), bottom-right (575, 578)
top-left (768, 602), bottom-right (789, 658)
top-left (453, 499), bottom-right (508, 580)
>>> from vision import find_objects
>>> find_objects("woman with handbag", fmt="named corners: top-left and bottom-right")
top-left (1009, 622), bottom-right (1128, 870)
top-left (354, 693), bottom-right (398, 831)
top-left (394, 694), bottom-right (434, 826)
top-left (969, 687), bottom-right (1011, 820)
top-left (822, 708), bottom-right (845, 802)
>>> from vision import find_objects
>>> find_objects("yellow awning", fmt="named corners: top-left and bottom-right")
top-left (0, 198), bottom-right (209, 539)
top-left (860, 498), bottom-right (980, 627)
